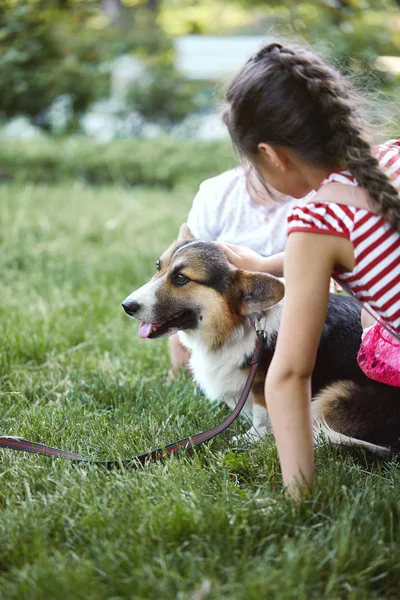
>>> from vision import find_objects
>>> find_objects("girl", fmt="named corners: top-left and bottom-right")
top-left (169, 165), bottom-right (310, 375)
top-left (219, 42), bottom-right (400, 499)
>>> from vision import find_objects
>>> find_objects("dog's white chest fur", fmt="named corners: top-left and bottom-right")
top-left (178, 304), bottom-right (282, 430)
top-left (179, 328), bottom-right (256, 416)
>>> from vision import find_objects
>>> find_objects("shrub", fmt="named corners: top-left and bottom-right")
top-left (127, 56), bottom-right (215, 127)
top-left (0, 2), bottom-right (173, 126)
top-left (0, 3), bottom-right (108, 122)
top-left (0, 137), bottom-right (235, 188)
top-left (0, 4), bottom-right (61, 118)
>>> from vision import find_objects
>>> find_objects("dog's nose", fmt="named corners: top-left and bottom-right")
top-left (121, 299), bottom-right (141, 316)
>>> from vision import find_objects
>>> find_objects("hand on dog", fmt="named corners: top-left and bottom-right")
top-left (216, 242), bottom-right (265, 272)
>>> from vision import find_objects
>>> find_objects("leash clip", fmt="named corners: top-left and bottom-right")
top-left (254, 315), bottom-right (268, 338)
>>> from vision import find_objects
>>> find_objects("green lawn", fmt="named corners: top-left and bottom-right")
top-left (1, 181), bottom-right (400, 600)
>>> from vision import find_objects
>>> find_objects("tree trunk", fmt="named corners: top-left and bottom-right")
top-left (145, 0), bottom-right (159, 28)
top-left (146, 0), bottom-right (159, 14)
top-left (102, 0), bottom-right (123, 22)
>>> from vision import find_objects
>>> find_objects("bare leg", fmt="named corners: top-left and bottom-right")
top-left (167, 334), bottom-right (192, 381)
top-left (361, 304), bottom-right (378, 330)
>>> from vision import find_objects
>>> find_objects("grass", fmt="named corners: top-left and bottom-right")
top-left (1, 180), bottom-right (400, 599)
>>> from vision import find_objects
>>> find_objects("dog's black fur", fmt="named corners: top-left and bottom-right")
top-left (312, 296), bottom-right (400, 449)
top-left (123, 234), bottom-right (400, 452)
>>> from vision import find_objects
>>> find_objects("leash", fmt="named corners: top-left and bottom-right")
top-left (0, 328), bottom-right (266, 469)
top-left (333, 279), bottom-right (400, 342)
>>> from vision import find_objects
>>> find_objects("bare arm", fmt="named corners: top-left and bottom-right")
top-left (216, 243), bottom-right (285, 276)
top-left (168, 334), bottom-right (192, 375)
top-left (264, 232), bottom-right (353, 498)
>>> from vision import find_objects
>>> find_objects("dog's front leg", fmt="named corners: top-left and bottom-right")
top-left (244, 396), bottom-right (271, 441)
top-left (231, 397), bottom-right (271, 446)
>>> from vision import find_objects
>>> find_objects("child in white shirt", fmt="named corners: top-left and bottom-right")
top-left (169, 166), bottom-right (306, 373)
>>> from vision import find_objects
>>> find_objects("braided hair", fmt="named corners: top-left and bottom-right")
top-left (223, 43), bottom-right (400, 230)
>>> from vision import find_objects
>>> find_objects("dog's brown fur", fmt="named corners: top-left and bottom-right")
top-left (122, 225), bottom-right (400, 451)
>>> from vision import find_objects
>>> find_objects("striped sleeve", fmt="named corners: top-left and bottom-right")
top-left (375, 139), bottom-right (400, 190)
top-left (287, 202), bottom-right (355, 240)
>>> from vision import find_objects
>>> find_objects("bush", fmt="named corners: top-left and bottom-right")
top-left (0, 2), bottom-right (174, 127)
top-left (126, 61), bottom-right (213, 127)
top-left (0, 137), bottom-right (235, 188)
top-left (0, 4), bottom-right (60, 118)
top-left (297, 3), bottom-right (399, 87)
top-left (0, 3), bottom-right (108, 122)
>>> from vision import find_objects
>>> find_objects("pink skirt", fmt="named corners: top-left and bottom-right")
top-left (357, 321), bottom-right (400, 387)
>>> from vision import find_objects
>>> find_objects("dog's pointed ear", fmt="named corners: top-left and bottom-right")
top-left (236, 271), bottom-right (285, 315)
top-left (178, 223), bottom-right (195, 241)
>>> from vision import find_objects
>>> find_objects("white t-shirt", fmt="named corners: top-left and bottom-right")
top-left (187, 167), bottom-right (304, 256)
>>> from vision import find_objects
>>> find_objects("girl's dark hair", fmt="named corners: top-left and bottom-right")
top-left (223, 42), bottom-right (400, 230)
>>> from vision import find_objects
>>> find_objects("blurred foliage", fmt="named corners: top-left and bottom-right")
top-left (288, 1), bottom-right (400, 82)
top-left (0, 0), bottom-right (399, 127)
top-left (158, 1), bottom-right (400, 89)
top-left (0, 137), bottom-right (235, 187)
top-left (158, 0), bottom-right (252, 36)
top-left (156, 1), bottom-right (400, 110)
top-left (126, 59), bottom-right (213, 126)
top-left (0, 0), bottom-right (170, 123)
top-left (0, 3), bottom-right (108, 119)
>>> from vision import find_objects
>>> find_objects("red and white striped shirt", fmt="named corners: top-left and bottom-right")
top-left (287, 139), bottom-right (400, 333)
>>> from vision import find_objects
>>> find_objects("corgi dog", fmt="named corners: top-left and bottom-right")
top-left (122, 224), bottom-right (400, 454)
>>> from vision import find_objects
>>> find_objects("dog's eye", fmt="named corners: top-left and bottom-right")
top-left (155, 260), bottom-right (161, 272)
top-left (174, 273), bottom-right (189, 286)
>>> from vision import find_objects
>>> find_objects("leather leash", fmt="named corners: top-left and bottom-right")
top-left (0, 328), bottom-right (266, 469)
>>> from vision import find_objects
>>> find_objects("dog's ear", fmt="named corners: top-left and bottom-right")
top-left (236, 271), bottom-right (285, 315)
top-left (178, 223), bottom-right (195, 241)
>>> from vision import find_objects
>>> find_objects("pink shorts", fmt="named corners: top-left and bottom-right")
top-left (357, 321), bottom-right (400, 387)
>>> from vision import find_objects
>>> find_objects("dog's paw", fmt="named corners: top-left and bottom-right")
top-left (231, 426), bottom-right (265, 447)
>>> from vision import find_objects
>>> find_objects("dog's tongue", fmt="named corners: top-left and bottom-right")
top-left (138, 321), bottom-right (165, 339)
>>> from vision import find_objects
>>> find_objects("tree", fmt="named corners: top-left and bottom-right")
top-left (102, 0), bottom-right (123, 22)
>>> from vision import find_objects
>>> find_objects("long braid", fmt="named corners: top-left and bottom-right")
top-left (226, 43), bottom-right (400, 231)
top-left (273, 45), bottom-right (400, 231)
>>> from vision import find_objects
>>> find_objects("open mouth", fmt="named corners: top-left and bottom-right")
top-left (138, 310), bottom-right (198, 339)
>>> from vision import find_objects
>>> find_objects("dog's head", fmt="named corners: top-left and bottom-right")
top-left (122, 224), bottom-right (284, 349)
